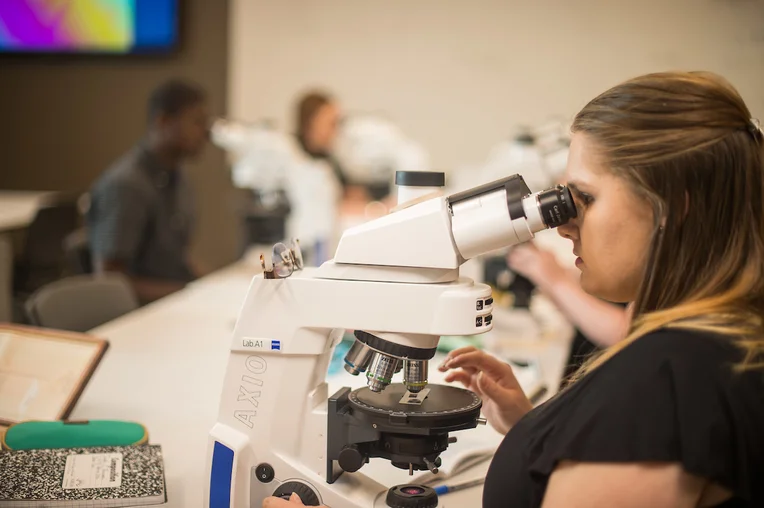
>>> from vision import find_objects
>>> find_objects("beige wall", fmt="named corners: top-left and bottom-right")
top-left (0, 0), bottom-right (240, 270)
top-left (229, 0), bottom-right (764, 172)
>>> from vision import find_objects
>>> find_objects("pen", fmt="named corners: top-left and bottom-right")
top-left (433, 477), bottom-right (486, 496)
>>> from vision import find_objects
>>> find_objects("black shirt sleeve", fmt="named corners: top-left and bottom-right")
top-left (524, 330), bottom-right (764, 505)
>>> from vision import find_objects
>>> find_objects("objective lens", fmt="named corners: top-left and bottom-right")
top-left (343, 340), bottom-right (374, 376)
top-left (403, 360), bottom-right (428, 393)
top-left (536, 185), bottom-right (577, 228)
top-left (366, 353), bottom-right (400, 393)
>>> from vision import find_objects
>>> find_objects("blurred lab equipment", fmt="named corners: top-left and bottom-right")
top-left (334, 114), bottom-right (431, 201)
top-left (211, 119), bottom-right (294, 247)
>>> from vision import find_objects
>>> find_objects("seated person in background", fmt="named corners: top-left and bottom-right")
top-left (288, 90), bottom-right (362, 264)
top-left (294, 90), bottom-right (349, 193)
top-left (88, 79), bottom-right (210, 304)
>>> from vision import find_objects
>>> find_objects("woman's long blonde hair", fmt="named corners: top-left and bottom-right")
top-left (569, 71), bottom-right (764, 381)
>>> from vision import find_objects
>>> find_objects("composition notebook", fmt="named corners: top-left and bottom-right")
top-left (0, 445), bottom-right (166, 507)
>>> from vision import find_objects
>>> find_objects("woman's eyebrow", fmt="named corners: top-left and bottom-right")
top-left (567, 181), bottom-right (594, 194)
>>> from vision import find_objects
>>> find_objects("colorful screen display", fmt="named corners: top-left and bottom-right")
top-left (0, 0), bottom-right (178, 53)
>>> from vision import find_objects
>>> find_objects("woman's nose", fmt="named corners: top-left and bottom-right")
top-left (557, 219), bottom-right (579, 241)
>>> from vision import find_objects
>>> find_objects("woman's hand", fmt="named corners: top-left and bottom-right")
top-left (507, 243), bottom-right (571, 292)
top-left (438, 347), bottom-right (533, 435)
top-left (263, 493), bottom-right (327, 507)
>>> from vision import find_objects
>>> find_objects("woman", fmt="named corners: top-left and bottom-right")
top-left (294, 91), bottom-right (347, 187)
top-left (267, 71), bottom-right (764, 507)
top-left (287, 91), bottom-right (348, 264)
top-left (454, 71), bottom-right (764, 507)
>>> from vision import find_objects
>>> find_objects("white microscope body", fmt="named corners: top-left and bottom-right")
top-left (205, 174), bottom-right (576, 507)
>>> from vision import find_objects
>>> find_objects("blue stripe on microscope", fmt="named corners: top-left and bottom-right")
top-left (209, 442), bottom-right (234, 508)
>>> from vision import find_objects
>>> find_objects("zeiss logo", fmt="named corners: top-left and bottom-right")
top-left (271, 341), bottom-right (281, 351)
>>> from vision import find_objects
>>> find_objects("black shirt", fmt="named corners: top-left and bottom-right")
top-left (483, 329), bottom-right (764, 507)
top-left (88, 143), bottom-right (196, 283)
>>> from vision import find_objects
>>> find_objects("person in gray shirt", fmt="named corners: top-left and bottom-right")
top-left (88, 79), bottom-right (209, 303)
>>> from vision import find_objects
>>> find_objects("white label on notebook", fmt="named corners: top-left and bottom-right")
top-left (62, 453), bottom-right (123, 489)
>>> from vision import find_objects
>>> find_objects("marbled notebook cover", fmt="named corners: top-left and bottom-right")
top-left (0, 445), bottom-right (165, 506)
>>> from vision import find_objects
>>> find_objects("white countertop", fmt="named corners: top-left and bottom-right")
top-left (72, 260), bottom-right (573, 507)
top-left (0, 191), bottom-right (54, 233)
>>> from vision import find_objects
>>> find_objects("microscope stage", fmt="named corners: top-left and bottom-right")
top-left (347, 383), bottom-right (482, 431)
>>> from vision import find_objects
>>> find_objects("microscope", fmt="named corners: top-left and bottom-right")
top-left (205, 172), bottom-right (576, 508)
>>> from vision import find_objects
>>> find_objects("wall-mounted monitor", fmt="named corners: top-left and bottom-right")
top-left (0, 0), bottom-right (178, 54)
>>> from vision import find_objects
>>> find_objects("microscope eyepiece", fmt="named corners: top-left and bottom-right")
top-left (449, 176), bottom-right (578, 260)
top-left (536, 185), bottom-right (577, 229)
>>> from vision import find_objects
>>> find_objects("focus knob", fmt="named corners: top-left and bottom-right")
top-left (338, 445), bottom-right (367, 473)
top-left (272, 482), bottom-right (320, 506)
top-left (386, 484), bottom-right (438, 508)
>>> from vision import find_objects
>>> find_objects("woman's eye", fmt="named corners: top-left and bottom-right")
top-left (572, 190), bottom-right (594, 207)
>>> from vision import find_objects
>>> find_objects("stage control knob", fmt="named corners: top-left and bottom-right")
top-left (272, 482), bottom-right (321, 506)
top-left (338, 445), bottom-right (367, 472)
top-left (386, 484), bottom-right (438, 508)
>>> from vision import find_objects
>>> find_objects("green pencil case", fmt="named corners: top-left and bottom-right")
top-left (2, 420), bottom-right (149, 450)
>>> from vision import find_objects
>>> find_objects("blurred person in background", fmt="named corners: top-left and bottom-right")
top-left (507, 241), bottom-right (630, 379)
top-left (88, 79), bottom-right (210, 304)
top-left (294, 91), bottom-right (348, 191)
top-left (288, 90), bottom-right (365, 264)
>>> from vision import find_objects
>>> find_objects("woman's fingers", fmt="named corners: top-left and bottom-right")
top-left (478, 372), bottom-right (519, 404)
top-left (442, 350), bottom-right (514, 380)
top-left (443, 370), bottom-right (478, 391)
top-left (262, 495), bottom-right (308, 507)
top-left (438, 346), bottom-right (479, 371)
top-left (508, 243), bottom-right (536, 263)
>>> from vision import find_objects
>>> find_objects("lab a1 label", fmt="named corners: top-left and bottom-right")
top-left (63, 453), bottom-right (123, 489)
top-left (241, 338), bottom-right (281, 352)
